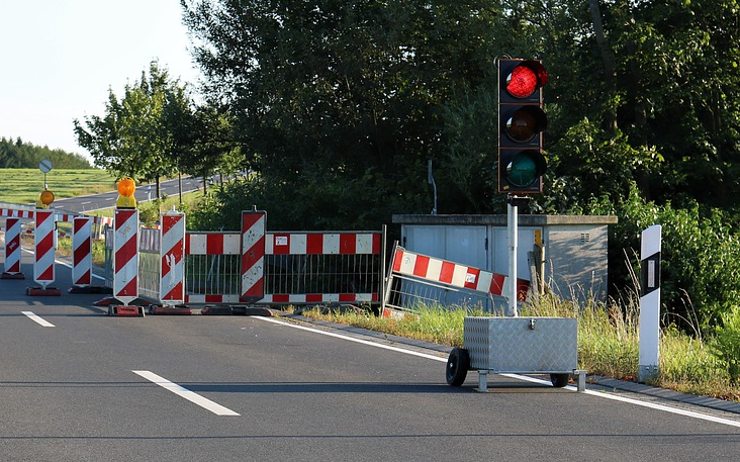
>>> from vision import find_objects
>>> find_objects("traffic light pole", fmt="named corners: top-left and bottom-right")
top-left (507, 197), bottom-right (518, 317)
top-left (507, 195), bottom-right (531, 317)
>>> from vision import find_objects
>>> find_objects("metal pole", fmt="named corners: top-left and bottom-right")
top-left (507, 196), bottom-right (518, 317)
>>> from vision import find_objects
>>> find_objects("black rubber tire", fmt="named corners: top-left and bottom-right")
top-left (446, 348), bottom-right (470, 386)
top-left (550, 373), bottom-right (570, 388)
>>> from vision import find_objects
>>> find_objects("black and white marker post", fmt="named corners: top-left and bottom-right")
top-left (638, 224), bottom-right (662, 383)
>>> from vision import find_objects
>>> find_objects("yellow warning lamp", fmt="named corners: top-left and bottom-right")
top-left (116, 177), bottom-right (137, 209)
top-left (38, 189), bottom-right (55, 208)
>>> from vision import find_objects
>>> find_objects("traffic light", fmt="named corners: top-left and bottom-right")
top-left (497, 58), bottom-right (548, 194)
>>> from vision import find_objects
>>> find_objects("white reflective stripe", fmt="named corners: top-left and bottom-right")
top-left (476, 271), bottom-right (493, 293)
top-left (189, 234), bottom-right (207, 254)
top-left (426, 258), bottom-right (442, 280)
top-left (451, 264), bottom-right (467, 287)
top-left (323, 293), bottom-right (339, 302)
top-left (356, 234), bottom-right (373, 254)
top-left (323, 234), bottom-right (340, 254)
top-left (223, 234), bottom-right (241, 254)
top-left (399, 252), bottom-right (417, 275)
top-left (290, 234), bottom-right (307, 254)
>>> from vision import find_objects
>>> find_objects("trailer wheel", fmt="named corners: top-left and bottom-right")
top-left (446, 348), bottom-right (470, 386)
top-left (550, 373), bottom-right (570, 388)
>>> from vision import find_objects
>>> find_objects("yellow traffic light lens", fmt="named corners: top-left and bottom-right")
top-left (505, 106), bottom-right (548, 143)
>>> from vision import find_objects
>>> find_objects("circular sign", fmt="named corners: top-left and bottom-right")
top-left (39, 159), bottom-right (53, 173)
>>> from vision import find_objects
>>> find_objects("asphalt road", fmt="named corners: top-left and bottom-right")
top-left (0, 253), bottom-right (739, 461)
top-left (52, 176), bottom-right (212, 213)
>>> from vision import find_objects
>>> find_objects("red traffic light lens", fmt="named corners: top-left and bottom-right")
top-left (506, 66), bottom-right (538, 98)
top-left (505, 61), bottom-right (548, 99)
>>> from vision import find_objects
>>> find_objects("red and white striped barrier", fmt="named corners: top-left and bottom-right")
top-left (1, 217), bottom-right (24, 279)
top-left (72, 217), bottom-right (93, 286)
top-left (391, 246), bottom-right (529, 299)
top-left (159, 212), bottom-right (185, 305)
top-left (266, 232), bottom-right (381, 255)
top-left (240, 210), bottom-right (267, 302)
top-left (0, 208), bottom-right (34, 219)
top-left (112, 209), bottom-right (140, 311)
top-left (30, 209), bottom-right (58, 294)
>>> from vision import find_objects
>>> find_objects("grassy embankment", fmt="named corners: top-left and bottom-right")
top-left (0, 168), bottom-right (117, 204)
top-left (300, 294), bottom-right (739, 402)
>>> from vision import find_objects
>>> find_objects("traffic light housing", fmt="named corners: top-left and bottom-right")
top-left (497, 59), bottom-right (548, 194)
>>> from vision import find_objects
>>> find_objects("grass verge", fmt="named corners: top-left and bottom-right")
top-left (0, 169), bottom-right (117, 204)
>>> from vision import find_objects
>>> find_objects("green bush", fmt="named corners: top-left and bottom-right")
top-left (588, 182), bottom-right (740, 331)
top-left (712, 307), bottom-right (740, 384)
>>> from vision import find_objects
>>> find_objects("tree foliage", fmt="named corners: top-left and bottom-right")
top-left (179, 0), bottom-right (740, 328)
top-left (0, 137), bottom-right (91, 169)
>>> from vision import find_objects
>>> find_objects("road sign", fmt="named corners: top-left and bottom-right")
top-left (39, 159), bottom-right (52, 174)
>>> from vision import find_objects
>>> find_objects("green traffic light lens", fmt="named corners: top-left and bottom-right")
top-left (505, 151), bottom-right (547, 188)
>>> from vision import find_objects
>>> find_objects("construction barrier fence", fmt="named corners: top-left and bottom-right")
top-left (102, 217), bottom-right (386, 307)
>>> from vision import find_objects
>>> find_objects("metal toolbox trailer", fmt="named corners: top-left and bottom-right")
top-left (446, 316), bottom-right (586, 391)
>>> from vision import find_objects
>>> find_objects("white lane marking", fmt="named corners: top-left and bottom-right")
top-left (255, 316), bottom-right (445, 362)
top-left (21, 248), bottom-right (106, 280)
top-left (253, 317), bottom-right (740, 429)
top-left (22, 311), bottom-right (55, 327)
top-left (132, 370), bottom-right (240, 416)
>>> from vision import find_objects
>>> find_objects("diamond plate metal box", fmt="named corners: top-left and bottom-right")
top-left (464, 317), bottom-right (577, 372)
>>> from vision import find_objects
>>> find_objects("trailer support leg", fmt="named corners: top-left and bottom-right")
top-left (475, 370), bottom-right (489, 393)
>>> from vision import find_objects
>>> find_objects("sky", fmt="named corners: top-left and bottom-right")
top-left (0, 0), bottom-right (200, 163)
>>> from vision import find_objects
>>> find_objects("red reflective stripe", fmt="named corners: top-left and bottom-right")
top-left (306, 294), bottom-right (323, 303)
top-left (413, 255), bottom-right (430, 278)
top-left (464, 268), bottom-right (480, 290)
top-left (372, 233), bottom-right (382, 255)
top-left (339, 234), bottom-right (356, 255)
top-left (273, 234), bottom-right (290, 255)
top-left (163, 282), bottom-right (184, 301)
top-left (392, 249), bottom-right (404, 272)
top-left (372, 293), bottom-right (379, 302)
top-left (75, 269), bottom-right (91, 286)
top-left (117, 276), bottom-right (137, 297)
top-left (272, 294), bottom-right (290, 303)
top-left (306, 234), bottom-right (323, 254)
top-left (38, 265), bottom-right (53, 281)
top-left (205, 294), bottom-right (223, 303)
top-left (490, 274), bottom-right (506, 295)
top-left (185, 233), bottom-right (191, 255)
top-left (339, 293), bottom-right (356, 302)
top-left (439, 261), bottom-right (455, 284)
top-left (206, 234), bottom-right (223, 255)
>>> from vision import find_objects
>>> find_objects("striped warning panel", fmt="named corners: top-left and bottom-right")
top-left (266, 233), bottom-right (382, 255)
top-left (72, 217), bottom-right (93, 286)
top-left (3, 218), bottom-right (22, 274)
top-left (113, 209), bottom-right (139, 305)
top-left (160, 212), bottom-right (185, 304)
top-left (240, 210), bottom-right (267, 302)
top-left (33, 209), bottom-right (56, 288)
top-left (260, 293), bottom-right (379, 304)
top-left (391, 246), bottom-right (529, 300)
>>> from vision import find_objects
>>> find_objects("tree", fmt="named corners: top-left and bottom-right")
top-left (74, 62), bottom-right (188, 195)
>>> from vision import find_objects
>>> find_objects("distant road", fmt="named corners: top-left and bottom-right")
top-left (52, 176), bottom-right (211, 213)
